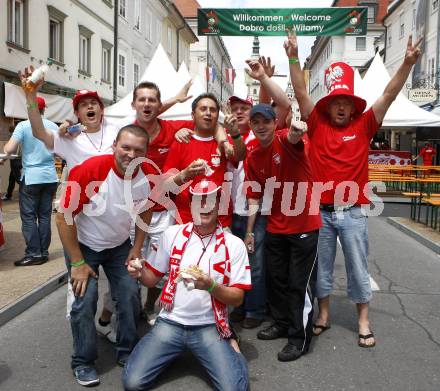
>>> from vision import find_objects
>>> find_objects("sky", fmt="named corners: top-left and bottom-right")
top-left (197, 0), bottom-right (333, 93)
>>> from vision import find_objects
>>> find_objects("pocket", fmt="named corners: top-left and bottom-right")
top-left (348, 207), bottom-right (366, 220)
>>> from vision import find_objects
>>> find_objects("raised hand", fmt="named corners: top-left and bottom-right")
top-left (245, 59), bottom-right (266, 81)
top-left (404, 34), bottom-right (423, 66)
top-left (284, 28), bottom-right (299, 59)
top-left (259, 56), bottom-right (275, 78)
top-left (287, 120), bottom-right (307, 144)
top-left (224, 114), bottom-right (239, 135)
top-left (175, 79), bottom-right (193, 103)
top-left (18, 66), bottom-right (43, 97)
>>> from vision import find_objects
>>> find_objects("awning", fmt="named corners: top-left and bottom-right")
top-left (3, 82), bottom-right (76, 123)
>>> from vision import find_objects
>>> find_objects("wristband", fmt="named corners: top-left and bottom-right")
top-left (231, 133), bottom-right (241, 140)
top-left (71, 259), bottom-right (85, 267)
top-left (245, 232), bottom-right (254, 237)
top-left (207, 279), bottom-right (217, 293)
top-left (289, 57), bottom-right (299, 65)
top-left (27, 101), bottom-right (38, 110)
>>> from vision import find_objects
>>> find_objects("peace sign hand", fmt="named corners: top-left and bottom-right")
top-left (404, 34), bottom-right (423, 66)
top-left (284, 28), bottom-right (299, 59)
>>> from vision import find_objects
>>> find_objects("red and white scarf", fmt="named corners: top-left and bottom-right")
top-left (159, 222), bottom-right (232, 338)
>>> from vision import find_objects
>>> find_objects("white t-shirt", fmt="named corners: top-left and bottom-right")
top-left (61, 154), bottom-right (151, 252)
top-left (53, 120), bottom-right (119, 169)
top-left (147, 224), bottom-right (251, 326)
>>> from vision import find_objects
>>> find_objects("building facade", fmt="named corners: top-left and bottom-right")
top-left (174, 0), bottom-right (234, 102)
top-left (384, 0), bottom-right (439, 107)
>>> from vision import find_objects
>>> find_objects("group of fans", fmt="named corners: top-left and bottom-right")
top-left (9, 30), bottom-right (422, 390)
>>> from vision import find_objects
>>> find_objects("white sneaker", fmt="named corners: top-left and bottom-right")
top-left (96, 321), bottom-right (117, 344)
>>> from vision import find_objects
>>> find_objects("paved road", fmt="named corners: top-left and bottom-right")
top-left (1, 216), bottom-right (439, 391)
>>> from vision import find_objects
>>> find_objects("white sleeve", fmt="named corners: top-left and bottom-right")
top-left (52, 131), bottom-right (66, 159)
top-left (145, 226), bottom-right (175, 276)
top-left (227, 235), bottom-right (252, 290)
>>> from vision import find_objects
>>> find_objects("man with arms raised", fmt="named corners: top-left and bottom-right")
top-left (286, 31), bottom-right (422, 348)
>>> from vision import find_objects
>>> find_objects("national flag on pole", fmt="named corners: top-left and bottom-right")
top-left (206, 66), bottom-right (216, 83)
top-left (225, 68), bottom-right (236, 84)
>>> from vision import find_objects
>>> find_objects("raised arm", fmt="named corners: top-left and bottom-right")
top-left (284, 30), bottom-right (314, 121)
top-left (159, 79), bottom-right (193, 115)
top-left (246, 59), bottom-right (291, 112)
top-left (18, 67), bottom-right (55, 149)
top-left (372, 35), bottom-right (423, 124)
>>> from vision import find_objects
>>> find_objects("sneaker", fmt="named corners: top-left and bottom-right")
top-left (96, 320), bottom-right (117, 344)
top-left (117, 354), bottom-right (129, 368)
top-left (73, 366), bottom-right (100, 387)
top-left (277, 343), bottom-right (307, 362)
top-left (257, 324), bottom-right (288, 340)
top-left (14, 256), bottom-right (47, 267)
top-left (1, 195), bottom-right (11, 201)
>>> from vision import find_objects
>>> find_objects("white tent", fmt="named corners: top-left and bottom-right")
top-left (356, 53), bottom-right (440, 127)
top-left (105, 45), bottom-right (206, 123)
top-left (159, 62), bottom-right (206, 120)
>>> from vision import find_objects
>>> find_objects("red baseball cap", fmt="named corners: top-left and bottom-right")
top-left (229, 94), bottom-right (253, 106)
top-left (72, 89), bottom-right (104, 110)
top-left (36, 97), bottom-right (47, 110)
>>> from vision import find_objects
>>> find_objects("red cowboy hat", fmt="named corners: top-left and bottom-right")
top-left (316, 62), bottom-right (366, 118)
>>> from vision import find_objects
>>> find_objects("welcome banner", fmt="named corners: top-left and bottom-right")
top-left (198, 8), bottom-right (367, 36)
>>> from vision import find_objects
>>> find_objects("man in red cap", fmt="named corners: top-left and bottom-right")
top-left (285, 31), bottom-right (423, 348)
top-left (3, 95), bottom-right (58, 266)
top-left (18, 66), bottom-right (118, 170)
top-left (123, 179), bottom-right (251, 391)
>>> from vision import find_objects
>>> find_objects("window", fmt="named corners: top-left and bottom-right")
top-left (134, 0), bottom-right (140, 30)
top-left (118, 53), bottom-right (126, 87)
top-left (167, 26), bottom-right (172, 54)
top-left (119, 0), bottom-right (126, 18)
top-left (367, 5), bottom-right (376, 23)
top-left (78, 25), bottom-right (93, 74)
top-left (399, 13), bottom-right (405, 38)
top-left (7, 0), bottom-right (27, 47)
top-left (145, 9), bottom-right (152, 41)
top-left (431, 58), bottom-right (435, 82)
top-left (101, 40), bottom-right (112, 82)
top-left (48, 6), bottom-right (66, 63)
top-left (356, 37), bottom-right (366, 51)
top-left (133, 62), bottom-right (140, 87)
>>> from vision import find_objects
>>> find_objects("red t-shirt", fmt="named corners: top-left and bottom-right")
top-left (420, 146), bottom-right (436, 165)
top-left (246, 129), bottom-right (322, 235)
top-left (135, 119), bottom-right (194, 212)
top-left (306, 107), bottom-right (380, 205)
top-left (163, 135), bottom-right (233, 227)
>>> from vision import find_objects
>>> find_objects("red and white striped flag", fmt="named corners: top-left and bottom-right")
top-left (225, 68), bottom-right (236, 84)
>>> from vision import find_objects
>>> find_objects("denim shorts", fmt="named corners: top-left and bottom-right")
top-left (316, 207), bottom-right (372, 303)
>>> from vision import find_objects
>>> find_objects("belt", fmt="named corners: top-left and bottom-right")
top-left (320, 204), bottom-right (355, 213)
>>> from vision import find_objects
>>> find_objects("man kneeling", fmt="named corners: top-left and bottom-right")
top-left (123, 179), bottom-right (251, 391)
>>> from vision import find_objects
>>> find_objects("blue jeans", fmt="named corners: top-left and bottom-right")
top-left (123, 317), bottom-right (249, 391)
top-left (316, 207), bottom-right (372, 303)
top-left (231, 214), bottom-right (266, 319)
top-left (67, 239), bottom-right (140, 369)
top-left (19, 180), bottom-right (57, 257)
